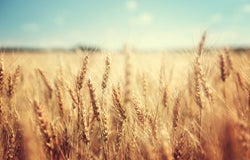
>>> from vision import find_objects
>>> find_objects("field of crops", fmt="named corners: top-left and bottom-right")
top-left (0, 37), bottom-right (250, 160)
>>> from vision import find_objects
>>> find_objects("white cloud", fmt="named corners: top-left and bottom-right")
top-left (21, 23), bottom-right (39, 32)
top-left (210, 14), bottom-right (222, 23)
top-left (243, 4), bottom-right (250, 13)
top-left (130, 13), bottom-right (154, 25)
top-left (139, 13), bottom-right (154, 24)
top-left (54, 17), bottom-right (65, 25)
top-left (126, 0), bottom-right (137, 11)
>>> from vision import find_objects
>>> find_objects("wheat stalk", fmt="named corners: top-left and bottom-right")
top-left (88, 78), bottom-right (100, 122)
top-left (33, 101), bottom-right (55, 159)
top-left (101, 55), bottom-right (111, 91)
top-left (76, 55), bottom-right (89, 90)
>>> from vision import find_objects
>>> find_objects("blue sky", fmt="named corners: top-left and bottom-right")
top-left (0, 0), bottom-right (250, 50)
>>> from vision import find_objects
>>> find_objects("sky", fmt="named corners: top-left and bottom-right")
top-left (0, 0), bottom-right (250, 50)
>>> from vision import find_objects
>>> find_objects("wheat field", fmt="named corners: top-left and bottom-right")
top-left (0, 37), bottom-right (250, 160)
